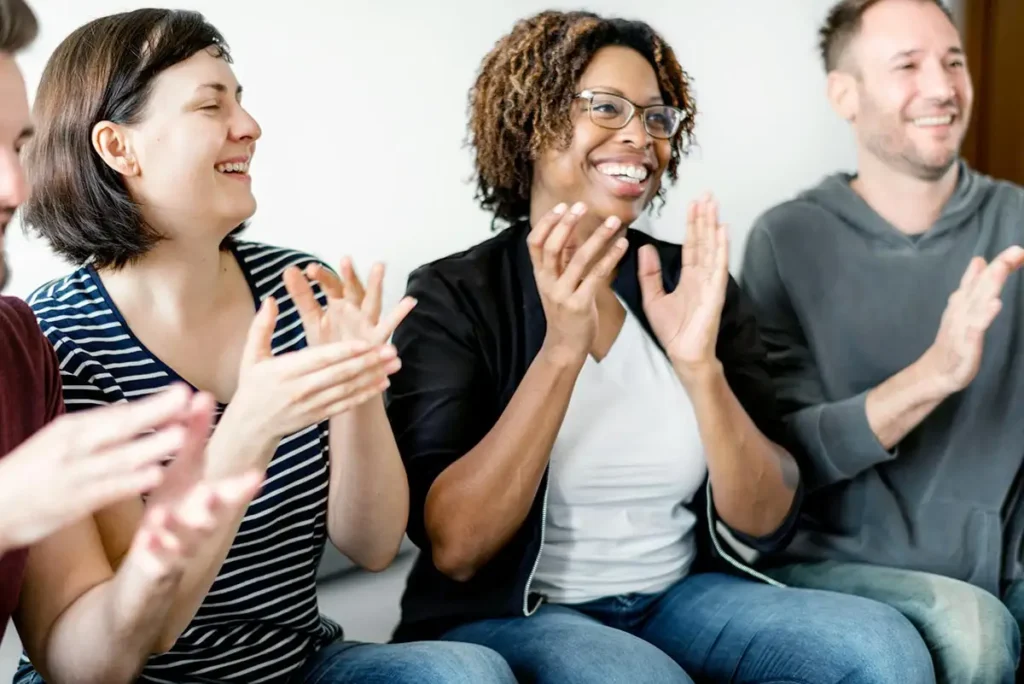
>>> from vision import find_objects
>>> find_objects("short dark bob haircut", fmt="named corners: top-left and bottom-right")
top-left (23, 8), bottom-right (243, 270)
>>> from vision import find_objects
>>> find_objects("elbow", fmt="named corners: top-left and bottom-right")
top-left (356, 543), bottom-right (402, 573)
top-left (431, 541), bottom-right (481, 583)
top-left (153, 632), bottom-right (181, 655)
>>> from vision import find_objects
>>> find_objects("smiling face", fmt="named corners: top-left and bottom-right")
top-left (530, 45), bottom-right (672, 234)
top-left (833, 0), bottom-right (972, 180)
top-left (96, 47), bottom-right (262, 242)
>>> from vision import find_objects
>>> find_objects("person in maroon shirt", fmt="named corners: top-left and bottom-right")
top-left (0, 1), bottom-right (265, 680)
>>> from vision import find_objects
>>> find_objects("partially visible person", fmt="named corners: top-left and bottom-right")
top-left (15, 8), bottom-right (516, 683)
top-left (385, 9), bottom-right (935, 684)
top-left (0, 3), bottom-right (263, 682)
top-left (740, 0), bottom-right (1024, 682)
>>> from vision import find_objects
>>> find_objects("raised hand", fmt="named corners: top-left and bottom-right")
top-left (289, 258), bottom-right (416, 347)
top-left (530, 201), bottom-right (629, 364)
top-left (639, 194), bottom-right (730, 377)
top-left (126, 392), bottom-right (262, 578)
top-left (0, 384), bottom-right (195, 550)
top-left (923, 246), bottom-right (1024, 392)
top-left (225, 297), bottom-right (398, 442)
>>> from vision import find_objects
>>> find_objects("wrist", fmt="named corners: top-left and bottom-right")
top-left (215, 403), bottom-right (280, 458)
top-left (913, 347), bottom-right (960, 400)
top-left (538, 340), bottom-right (587, 374)
top-left (673, 358), bottom-right (725, 392)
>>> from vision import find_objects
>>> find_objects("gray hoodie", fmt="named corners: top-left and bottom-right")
top-left (740, 161), bottom-right (1024, 595)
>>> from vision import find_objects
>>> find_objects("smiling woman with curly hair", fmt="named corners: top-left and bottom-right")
top-left (384, 9), bottom-right (935, 684)
top-left (467, 10), bottom-right (696, 227)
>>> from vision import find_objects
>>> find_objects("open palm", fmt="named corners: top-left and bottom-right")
top-left (639, 195), bottom-right (730, 369)
top-left (285, 258), bottom-right (416, 347)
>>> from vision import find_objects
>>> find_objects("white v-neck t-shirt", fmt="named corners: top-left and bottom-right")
top-left (531, 305), bottom-right (708, 604)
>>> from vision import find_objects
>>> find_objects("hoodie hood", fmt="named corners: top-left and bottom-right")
top-left (794, 159), bottom-right (996, 248)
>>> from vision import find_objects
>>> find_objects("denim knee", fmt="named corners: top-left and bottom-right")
top-left (820, 598), bottom-right (935, 684)
top-left (917, 577), bottom-right (1019, 684)
top-left (412, 642), bottom-right (517, 684)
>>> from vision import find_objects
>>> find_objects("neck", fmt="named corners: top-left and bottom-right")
top-left (98, 233), bottom-right (235, 321)
top-left (851, 153), bottom-right (960, 235)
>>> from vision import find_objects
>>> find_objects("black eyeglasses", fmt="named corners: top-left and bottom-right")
top-left (575, 90), bottom-right (685, 140)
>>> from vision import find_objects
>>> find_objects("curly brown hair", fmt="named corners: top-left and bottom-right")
top-left (468, 10), bottom-right (697, 228)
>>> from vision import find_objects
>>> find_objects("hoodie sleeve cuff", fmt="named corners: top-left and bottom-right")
top-left (792, 390), bottom-right (898, 488)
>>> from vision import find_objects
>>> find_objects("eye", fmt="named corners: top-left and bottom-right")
top-left (200, 103), bottom-right (221, 111)
top-left (949, 59), bottom-right (965, 68)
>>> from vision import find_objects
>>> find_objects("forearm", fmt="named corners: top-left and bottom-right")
top-left (326, 396), bottom-right (409, 571)
top-left (149, 414), bottom-right (275, 649)
top-left (40, 560), bottom-right (180, 684)
top-left (425, 344), bottom-right (583, 581)
top-left (681, 362), bottom-right (799, 538)
top-left (865, 348), bottom-right (951, 450)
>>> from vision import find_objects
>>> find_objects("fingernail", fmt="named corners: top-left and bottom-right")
top-left (571, 202), bottom-right (586, 215)
top-left (553, 203), bottom-right (567, 215)
top-left (605, 216), bottom-right (621, 229)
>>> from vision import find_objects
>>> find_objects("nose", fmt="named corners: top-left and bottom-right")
top-left (0, 149), bottom-right (28, 211)
top-left (230, 105), bottom-right (262, 143)
top-left (920, 59), bottom-right (957, 103)
top-left (616, 110), bottom-right (652, 149)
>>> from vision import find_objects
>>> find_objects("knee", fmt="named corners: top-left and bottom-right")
top-left (813, 597), bottom-right (935, 684)
top-left (921, 580), bottom-right (1020, 684)
top-left (411, 643), bottom-right (516, 684)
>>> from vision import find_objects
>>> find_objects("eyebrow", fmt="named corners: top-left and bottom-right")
top-left (586, 85), bottom-right (665, 105)
top-left (195, 82), bottom-right (244, 97)
top-left (889, 46), bottom-right (964, 62)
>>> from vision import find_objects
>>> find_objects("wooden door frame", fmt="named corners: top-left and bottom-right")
top-left (961, 0), bottom-right (1024, 184)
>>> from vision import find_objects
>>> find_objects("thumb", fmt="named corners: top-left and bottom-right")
top-left (638, 244), bottom-right (666, 306)
top-left (240, 297), bottom-right (277, 370)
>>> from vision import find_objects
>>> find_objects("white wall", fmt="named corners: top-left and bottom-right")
top-left (6, 1), bottom-right (856, 307)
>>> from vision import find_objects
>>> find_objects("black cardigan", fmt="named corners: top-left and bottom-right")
top-left (385, 221), bottom-right (804, 643)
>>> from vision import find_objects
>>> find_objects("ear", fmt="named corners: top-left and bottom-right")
top-left (826, 71), bottom-right (858, 123)
top-left (91, 120), bottom-right (138, 177)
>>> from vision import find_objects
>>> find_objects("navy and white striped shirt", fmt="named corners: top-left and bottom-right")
top-left (20, 241), bottom-right (344, 683)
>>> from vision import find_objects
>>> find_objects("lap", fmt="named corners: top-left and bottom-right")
top-left (640, 572), bottom-right (934, 684)
top-left (770, 561), bottom-right (1018, 684)
top-left (443, 604), bottom-right (692, 684)
top-left (295, 639), bottom-right (516, 684)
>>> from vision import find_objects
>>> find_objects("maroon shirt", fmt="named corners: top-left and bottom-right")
top-left (0, 296), bottom-right (62, 642)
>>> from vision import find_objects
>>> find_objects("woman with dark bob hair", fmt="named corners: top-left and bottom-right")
top-left (15, 9), bottom-right (515, 684)
top-left (384, 10), bottom-right (936, 683)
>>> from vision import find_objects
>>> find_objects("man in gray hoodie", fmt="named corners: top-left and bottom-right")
top-left (740, 0), bottom-right (1024, 682)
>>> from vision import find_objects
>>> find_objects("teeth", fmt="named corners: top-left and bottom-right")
top-left (216, 161), bottom-right (249, 174)
top-left (913, 115), bottom-right (954, 127)
top-left (597, 163), bottom-right (649, 182)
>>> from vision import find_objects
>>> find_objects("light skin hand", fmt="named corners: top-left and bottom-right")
top-left (919, 246), bottom-right (1024, 394)
top-left (0, 384), bottom-right (195, 552)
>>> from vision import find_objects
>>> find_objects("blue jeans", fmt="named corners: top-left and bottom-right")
top-left (767, 561), bottom-right (1023, 684)
top-left (442, 572), bottom-right (934, 683)
top-left (290, 639), bottom-right (516, 684)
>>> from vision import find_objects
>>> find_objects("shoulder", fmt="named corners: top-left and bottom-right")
top-left (748, 196), bottom-right (828, 245)
top-left (231, 240), bottom-right (329, 296)
top-left (0, 295), bottom-right (47, 360)
top-left (26, 268), bottom-right (94, 309)
top-left (25, 268), bottom-right (107, 353)
top-left (405, 226), bottom-right (524, 303)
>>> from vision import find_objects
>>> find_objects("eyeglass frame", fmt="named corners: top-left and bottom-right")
top-left (573, 89), bottom-right (686, 140)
